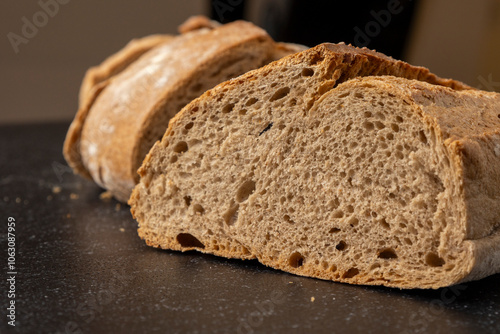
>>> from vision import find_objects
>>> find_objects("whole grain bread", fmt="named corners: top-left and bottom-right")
top-left (64, 20), bottom-right (303, 202)
top-left (129, 43), bottom-right (500, 289)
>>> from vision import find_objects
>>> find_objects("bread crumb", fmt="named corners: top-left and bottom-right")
top-left (66, 213), bottom-right (71, 218)
top-left (119, 228), bottom-right (125, 232)
top-left (47, 195), bottom-right (53, 201)
top-left (70, 193), bottom-right (79, 200)
top-left (289, 281), bottom-right (293, 284)
top-left (115, 203), bottom-right (121, 211)
top-left (99, 191), bottom-right (113, 201)
top-left (310, 297), bottom-right (315, 302)
top-left (15, 197), bottom-right (21, 204)
top-left (52, 186), bottom-right (62, 194)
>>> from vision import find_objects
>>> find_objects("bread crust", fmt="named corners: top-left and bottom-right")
top-left (130, 44), bottom-right (499, 289)
top-left (79, 34), bottom-right (174, 106)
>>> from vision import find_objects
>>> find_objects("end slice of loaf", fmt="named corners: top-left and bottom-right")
top-left (130, 44), bottom-right (500, 289)
top-left (64, 20), bottom-right (286, 202)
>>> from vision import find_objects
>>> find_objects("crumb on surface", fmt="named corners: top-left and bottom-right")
top-left (311, 297), bottom-right (315, 302)
top-left (66, 213), bottom-right (71, 218)
top-left (119, 228), bottom-right (125, 232)
top-left (115, 203), bottom-right (121, 211)
top-left (52, 186), bottom-right (62, 194)
top-left (70, 193), bottom-right (79, 200)
top-left (99, 191), bottom-right (113, 201)
top-left (15, 197), bottom-right (21, 204)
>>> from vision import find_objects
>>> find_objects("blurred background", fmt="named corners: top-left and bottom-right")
top-left (1, 0), bottom-right (499, 124)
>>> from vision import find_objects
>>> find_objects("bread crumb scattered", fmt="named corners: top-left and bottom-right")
top-left (70, 193), bottom-right (79, 200)
top-left (52, 186), bottom-right (62, 194)
top-left (115, 203), bottom-right (121, 211)
top-left (310, 297), bottom-right (315, 302)
top-left (119, 228), bottom-right (125, 232)
top-left (66, 213), bottom-right (71, 218)
top-left (47, 195), bottom-right (53, 201)
top-left (15, 197), bottom-right (21, 204)
top-left (99, 191), bottom-right (113, 201)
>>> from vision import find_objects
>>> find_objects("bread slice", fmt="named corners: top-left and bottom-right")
top-left (64, 20), bottom-right (301, 202)
top-left (78, 34), bottom-right (174, 106)
top-left (129, 43), bottom-right (500, 289)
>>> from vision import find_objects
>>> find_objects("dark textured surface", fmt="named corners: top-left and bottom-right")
top-left (0, 122), bottom-right (499, 334)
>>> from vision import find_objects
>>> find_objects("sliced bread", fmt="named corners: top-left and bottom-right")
top-left (64, 20), bottom-right (298, 202)
top-left (129, 43), bottom-right (500, 289)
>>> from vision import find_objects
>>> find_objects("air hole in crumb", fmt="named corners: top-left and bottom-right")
top-left (176, 233), bottom-right (205, 249)
top-left (378, 248), bottom-right (398, 259)
top-left (289, 252), bottom-right (304, 268)
top-left (184, 122), bottom-right (194, 130)
top-left (222, 103), bottom-right (235, 113)
top-left (173, 141), bottom-right (188, 153)
top-left (395, 116), bottom-right (404, 123)
top-left (193, 204), bottom-right (204, 215)
top-left (419, 130), bottom-right (428, 144)
top-left (270, 87), bottom-right (290, 102)
top-left (391, 123), bottom-right (400, 132)
top-left (336, 241), bottom-right (347, 251)
top-left (246, 97), bottom-right (258, 106)
top-left (363, 122), bottom-right (374, 131)
top-left (236, 180), bottom-right (256, 202)
top-left (332, 210), bottom-right (344, 218)
top-left (374, 121), bottom-right (385, 130)
top-left (302, 68), bottom-right (314, 77)
top-left (379, 218), bottom-right (390, 229)
top-left (223, 204), bottom-right (239, 225)
top-left (183, 196), bottom-right (192, 206)
top-left (259, 123), bottom-right (273, 136)
top-left (348, 217), bottom-right (359, 226)
top-left (239, 109), bottom-right (247, 116)
top-left (425, 252), bottom-right (445, 267)
top-left (354, 92), bottom-right (363, 99)
top-left (329, 227), bottom-right (341, 233)
top-left (284, 215), bottom-right (295, 224)
top-left (170, 156), bottom-right (178, 163)
top-left (328, 198), bottom-right (340, 210)
top-left (342, 268), bottom-right (359, 279)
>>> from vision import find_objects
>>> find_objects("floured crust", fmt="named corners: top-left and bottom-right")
top-left (79, 34), bottom-right (174, 106)
top-left (130, 44), bottom-right (499, 289)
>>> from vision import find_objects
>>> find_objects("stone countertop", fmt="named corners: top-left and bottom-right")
top-left (1, 122), bottom-right (499, 334)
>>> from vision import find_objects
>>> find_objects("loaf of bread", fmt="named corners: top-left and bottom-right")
top-left (64, 19), bottom-right (305, 202)
top-left (129, 43), bottom-right (500, 289)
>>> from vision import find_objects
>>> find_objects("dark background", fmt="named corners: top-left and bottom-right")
top-left (1, 0), bottom-right (499, 123)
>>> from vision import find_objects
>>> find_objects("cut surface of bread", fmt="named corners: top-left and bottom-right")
top-left (64, 20), bottom-right (289, 202)
top-left (130, 44), bottom-right (500, 289)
